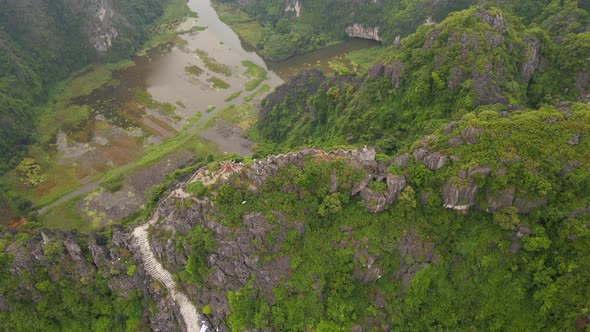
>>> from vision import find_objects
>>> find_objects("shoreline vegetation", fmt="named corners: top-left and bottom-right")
top-left (0, 0), bottom-right (203, 230)
top-left (1, 0), bottom-right (378, 232)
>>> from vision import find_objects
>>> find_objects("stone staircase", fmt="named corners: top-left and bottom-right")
top-left (133, 210), bottom-right (205, 332)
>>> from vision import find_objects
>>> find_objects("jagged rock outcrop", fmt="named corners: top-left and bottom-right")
top-left (442, 166), bottom-right (491, 211)
top-left (360, 175), bottom-right (407, 213)
top-left (395, 230), bottom-right (436, 288)
top-left (0, 226), bottom-right (182, 331)
top-left (285, 0), bottom-right (302, 17)
top-left (520, 35), bottom-right (541, 83)
top-left (345, 24), bottom-right (382, 41)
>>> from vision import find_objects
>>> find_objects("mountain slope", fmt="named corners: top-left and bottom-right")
top-left (257, 5), bottom-right (589, 153)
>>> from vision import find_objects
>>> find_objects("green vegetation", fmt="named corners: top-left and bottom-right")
top-left (0, 228), bottom-right (148, 330)
top-left (208, 76), bottom-right (231, 89)
top-left (345, 47), bottom-right (388, 70)
top-left (241, 61), bottom-right (268, 91)
top-left (194, 49), bottom-right (233, 77)
top-left (186, 181), bottom-right (207, 197)
top-left (141, 0), bottom-right (198, 50)
top-left (172, 101), bottom-right (590, 329)
top-left (224, 90), bottom-right (243, 102)
top-left (0, 0), bottom-right (181, 174)
top-left (211, 1), bottom-right (261, 47)
top-left (185, 65), bottom-right (204, 76)
top-left (258, 5), bottom-right (590, 154)
top-left (102, 175), bottom-right (124, 193)
top-left (133, 88), bottom-right (178, 118)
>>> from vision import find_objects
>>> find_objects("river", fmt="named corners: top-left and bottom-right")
top-left (17, 0), bottom-right (380, 227)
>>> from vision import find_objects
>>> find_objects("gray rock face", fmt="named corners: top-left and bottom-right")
top-left (395, 230), bottom-right (436, 289)
top-left (486, 187), bottom-right (516, 213)
top-left (448, 137), bottom-right (464, 148)
top-left (442, 166), bottom-right (490, 210)
top-left (443, 121), bottom-right (458, 135)
top-left (567, 133), bottom-right (581, 145)
top-left (423, 152), bottom-right (448, 171)
top-left (385, 60), bottom-right (405, 88)
top-left (0, 227), bottom-right (181, 331)
top-left (462, 126), bottom-right (483, 145)
top-left (345, 24), bottom-right (382, 41)
top-left (394, 153), bottom-right (409, 167)
top-left (520, 35), bottom-right (541, 83)
top-left (368, 62), bottom-right (385, 78)
top-left (360, 175), bottom-right (407, 213)
top-left (475, 7), bottom-right (508, 32)
top-left (413, 148), bottom-right (430, 162)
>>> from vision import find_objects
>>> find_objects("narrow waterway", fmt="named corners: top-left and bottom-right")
top-left (33, 0), bottom-right (379, 228)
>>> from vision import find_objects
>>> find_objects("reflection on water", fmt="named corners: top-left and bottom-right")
top-left (266, 39), bottom-right (380, 78)
top-left (69, 0), bottom-right (379, 162)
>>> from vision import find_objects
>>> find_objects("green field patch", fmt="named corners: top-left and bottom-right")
top-left (185, 65), bottom-right (204, 76)
top-left (241, 61), bottom-right (268, 91)
top-left (207, 76), bottom-right (231, 89)
top-left (133, 88), bottom-right (179, 120)
top-left (194, 49), bottom-right (233, 77)
top-left (224, 90), bottom-right (243, 102)
top-left (211, 2), bottom-right (261, 48)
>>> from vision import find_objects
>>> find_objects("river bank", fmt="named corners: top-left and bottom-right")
top-left (2, 0), bottom-right (380, 232)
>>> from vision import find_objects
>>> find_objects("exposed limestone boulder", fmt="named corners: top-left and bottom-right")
top-left (345, 24), bottom-right (382, 41)
top-left (520, 35), bottom-right (541, 83)
top-left (448, 67), bottom-right (464, 91)
top-left (475, 7), bottom-right (508, 32)
top-left (353, 248), bottom-right (382, 284)
top-left (394, 153), bottom-right (409, 167)
top-left (368, 62), bottom-right (385, 78)
top-left (423, 152), bottom-right (448, 170)
top-left (443, 121), bottom-right (459, 135)
top-left (384, 60), bottom-right (405, 88)
top-left (486, 187), bottom-right (515, 213)
top-left (442, 166), bottom-right (491, 211)
top-left (412, 148), bottom-right (430, 162)
top-left (360, 175), bottom-right (407, 213)
top-left (567, 133), bottom-right (581, 145)
top-left (395, 230), bottom-right (436, 289)
top-left (461, 126), bottom-right (483, 145)
top-left (448, 137), bottom-right (464, 148)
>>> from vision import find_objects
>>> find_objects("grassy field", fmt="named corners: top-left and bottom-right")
top-left (211, 2), bottom-right (261, 48)
top-left (225, 90), bottom-right (243, 102)
top-left (345, 46), bottom-right (387, 71)
top-left (208, 76), bottom-right (231, 89)
top-left (185, 65), bottom-right (204, 76)
top-left (42, 196), bottom-right (92, 232)
top-left (241, 61), bottom-right (268, 91)
top-left (194, 49), bottom-right (233, 76)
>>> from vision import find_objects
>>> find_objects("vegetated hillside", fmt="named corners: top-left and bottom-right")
top-left (257, 4), bottom-right (590, 153)
top-left (217, 0), bottom-right (479, 59)
top-left (215, 0), bottom-right (575, 60)
top-left (0, 0), bottom-right (170, 173)
top-left (2, 103), bottom-right (589, 330)
top-left (133, 101), bottom-right (589, 330)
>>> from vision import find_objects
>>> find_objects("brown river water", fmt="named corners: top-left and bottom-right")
top-left (74, 0), bottom-right (379, 135)
top-left (2, 0), bottom-right (379, 225)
